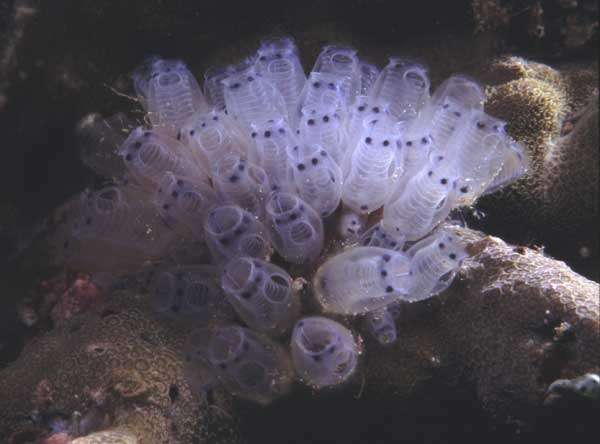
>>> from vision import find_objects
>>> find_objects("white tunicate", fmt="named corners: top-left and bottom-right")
top-left (203, 65), bottom-right (230, 111)
top-left (204, 205), bottom-right (272, 263)
top-left (265, 192), bottom-right (324, 264)
top-left (341, 117), bottom-right (401, 214)
top-left (119, 127), bottom-right (208, 189)
top-left (362, 307), bottom-right (397, 345)
top-left (383, 153), bottom-right (456, 242)
top-left (154, 172), bottom-right (216, 240)
top-left (482, 138), bottom-right (529, 196)
top-left (403, 229), bottom-right (469, 301)
top-left (212, 154), bottom-right (270, 218)
top-left (297, 72), bottom-right (346, 115)
top-left (287, 143), bottom-right (342, 218)
top-left (255, 37), bottom-right (306, 123)
top-left (150, 264), bottom-right (233, 323)
top-left (132, 57), bottom-right (208, 133)
top-left (386, 132), bottom-right (433, 203)
top-left (186, 324), bottom-right (294, 405)
top-left (221, 257), bottom-right (298, 335)
top-left (297, 107), bottom-right (346, 164)
top-left (337, 207), bottom-right (367, 240)
top-left (222, 62), bottom-right (287, 127)
top-left (311, 45), bottom-right (361, 106)
top-left (370, 58), bottom-right (430, 121)
top-left (290, 316), bottom-right (359, 389)
top-left (448, 110), bottom-right (508, 203)
top-left (249, 119), bottom-right (296, 192)
top-left (430, 74), bottom-right (485, 111)
top-left (359, 222), bottom-right (404, 251)
top-left (358, 61), bottom-right (380, 96)
top-left (313, 246), bottom-right (411, 315)
top-left (179, 110), bottom-right (248, 170)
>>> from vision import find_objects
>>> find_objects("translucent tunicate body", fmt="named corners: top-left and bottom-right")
top-left (370, 58), bottom-right (430, 121)
top-left (482, 138), bottom-right (529, 195)
top-left (204, 205), bottom-right (272, 263)
top-left (221, 257), bottom-right (298, 335)
top-left (132, 58), bottom-right (208, 132)
top-left (341, 117), bottom-right (401, 214)
top-left (150, 264), bottom-right (233, 323)
top-left (54, 184), bottom-right (176, 273)
top-left (222, 63), bottom-right (287, 127)
top-left (119, 127), bottom-right (207, 188)
top-left (362, 307), bottom-right (397, 345)
top-left (255, 37), bottom-right (306, 123)
top-left (249, 119), bottom-right (296, 192)
top-left (404, 230), bottom-right (469, 301)
top-left (448, 110), bottom-right (509, 203)
top-left (290, 316), bottom-right (359, 389)
top-left (359, 222), bottom-right (404, 251)
top-left (297, 107), bottom-right (345, 164)
top-left (287, 143), bottom-right (342, 217)
top-left (154, 172), bottom-right (216, 240)
top-left (265, 192), bottom-right (324, 264)
top-left (358, 62), bottom-right (380, 96)
top-left (311, 45), bottom-right (361, 106)
top-left (337, 208), bottom-right (367, 240)
top-left (211, 155), bottom-right (270, 218)
top-left (297, 72), bottom-right (346, 115)
top-left (383, 154), bottom-right (456, 242)
top-left (186, 324), bottom-right (294, 405)
top-left (179, 110), bottom-right (248, 169)
top-left (203, 65), bottom-right (229, 111)
top-left (313, 246), bottom-right (411, 315)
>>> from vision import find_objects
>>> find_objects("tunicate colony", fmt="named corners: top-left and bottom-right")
top-left (52, 37), bottom-right (528, 404)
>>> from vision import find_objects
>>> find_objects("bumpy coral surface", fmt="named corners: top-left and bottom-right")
top-left (0, 292), bottom-right (239, 443)
top-left (482, 57), bottom-right (599, 267)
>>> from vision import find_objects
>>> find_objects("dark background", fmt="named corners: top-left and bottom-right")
top-left (0, 1), bottom-right (597, 443)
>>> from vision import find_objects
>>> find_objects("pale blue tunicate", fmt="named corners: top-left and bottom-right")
top-left (290, 316), bottom-right (359, 389)
top-left (132, 57), bottom-right (208, 133)
top-left (287, 143), bottom-right (342, 218)
top-left (221, 256), bottom-right (298, 335)
top-left (313, 246), bottom-right (411, 315)
top-left (264, 192), bottom-right (324, 264)
top-left (204, 205), bottom-right (272, 263)
top-left (186, 324), bottom-right (294, 405)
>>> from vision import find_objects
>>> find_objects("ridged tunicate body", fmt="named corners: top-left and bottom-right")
top-left (132, 58), bottom-right (208, 132)
top-left (150, 265), bottom-right (233, 322)
top-left (314, 246), bottom-right (411, 315)
top-left (221, 257), bottom-right (298, 334)
top-left (265, 192), bottom-right (324, 264)
top-left (288, 143), bottom-right (342, 217)
top-left (290, 316), bottom-right (359, 388)
top-left (186, 324), bottom-right (294, 405)
top-left (204, 205), bottom-right (272, 263)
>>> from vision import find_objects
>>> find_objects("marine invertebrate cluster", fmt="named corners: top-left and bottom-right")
top-left (49, 36), bottom-right (529, 405)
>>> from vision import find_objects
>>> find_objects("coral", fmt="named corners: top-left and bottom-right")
top-left (365, 228), bottom-right (599, 420)
top-left (481, 57), bottom-right (598, 266)
top-left (0, 291), bottom-right (239, 443)
top-left (439, 231), bottom-right (599, 417)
